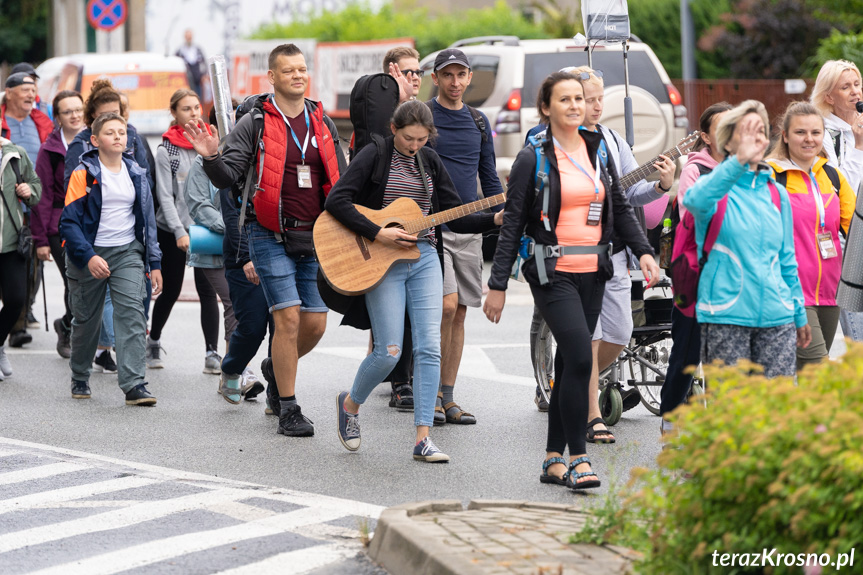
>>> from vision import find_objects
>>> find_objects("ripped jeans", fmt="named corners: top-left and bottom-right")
top-left (349, 241), bottom-right (443, 427)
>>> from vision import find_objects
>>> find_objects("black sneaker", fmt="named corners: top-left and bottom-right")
top-left (389, 383), bottom-right (414, 411)
top-left (278, 403), bottom-right (314, 437)
top-left (125, 383), bottom-right (157, 406)
top-left (535, 385), bottom-right (549, 412)
top-left (9, 330), bottom-right (31, 348)
top-left (71, 380), bottom-right (91, 399)
top-left (261, 358), bottom-right (279, 416)
top-left (93, 350), bottom-right (118, 374)
top-left (54, 318), bottom-right (71, 359)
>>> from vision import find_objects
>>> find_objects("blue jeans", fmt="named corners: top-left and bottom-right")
top-left (246, 222), bottom-right (327, 313)
top-left (839, 309), bottom-right (863, 342)
top-left (221, 267), bottom-right (274, 376)
top-left (99, 286), bottom-right (114, 348)
top-left (350, 242), bottom-right (443, 427)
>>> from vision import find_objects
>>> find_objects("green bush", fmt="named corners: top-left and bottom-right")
top-left (803, 30), bottom-right (863, 77)
top-left (251, 1), bottom-right (549, 57)
top-left (578, 347), bottom-right (863, 574)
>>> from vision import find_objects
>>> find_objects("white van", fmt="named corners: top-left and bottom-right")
top-left (35, 52), bottom-right (191, 137)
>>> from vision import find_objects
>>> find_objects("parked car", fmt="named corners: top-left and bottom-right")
top-left (418, 36), bottom-right (689, 185)
top-left (35, 52), bottom-right (190, 138)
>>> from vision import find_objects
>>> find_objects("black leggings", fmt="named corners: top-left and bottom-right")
top-left (530, 271), bottom-right (605, 456)
top-left (0, 251), bottom-right (27, 345)
top-left (48, 234), bottom-right (73, 327)
top-left (149, 227), bottom-right (219, 351)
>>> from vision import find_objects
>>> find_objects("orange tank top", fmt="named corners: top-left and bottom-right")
top-left (554, 137), bottom-right (605, 273)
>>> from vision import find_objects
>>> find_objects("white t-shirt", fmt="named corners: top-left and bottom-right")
top-left (94, 160), bottom-right (137, 247)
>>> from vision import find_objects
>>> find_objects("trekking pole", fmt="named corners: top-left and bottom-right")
top-left (41, 260), bottom-right (48, 331)
top-left (622, 40), bottom-right (634, 148)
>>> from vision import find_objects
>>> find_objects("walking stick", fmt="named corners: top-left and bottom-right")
top-left (41, 259), bottom-right (48, 331)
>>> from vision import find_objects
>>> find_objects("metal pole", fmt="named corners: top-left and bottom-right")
top-left (623, 41), bottom-right (634, 148)
top-left (681, 0), bottom-right (698, 128)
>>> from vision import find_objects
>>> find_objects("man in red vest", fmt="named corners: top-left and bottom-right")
top-left (186, 44), bottom-right (346, 438)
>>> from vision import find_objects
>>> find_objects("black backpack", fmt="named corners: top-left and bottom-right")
top-left (349, 73), bottom-right (400, 161)
top-left (774, 164), bottom-right (841, 196)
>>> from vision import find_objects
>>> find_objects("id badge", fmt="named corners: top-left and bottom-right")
top-left (818, 232), bottom-right (838, 259)
top-left (586, 201), bottom-right (603, 226)
top-left (297, 164), bottom-right (312, 189)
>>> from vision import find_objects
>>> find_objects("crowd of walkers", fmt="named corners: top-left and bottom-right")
top-left (2, 46), bottom-right (863, 489)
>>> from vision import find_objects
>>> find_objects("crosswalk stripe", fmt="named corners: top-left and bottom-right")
top-left (0, 475), bottom-right (159, 515)
top-left (27, 506), bottom-right (350, 575)
top-left (0, 461), bottom-right (88, 486)
top-left (212, 543), bottom-right (359, 575)
top-left (0, 487), bottom-right (259, 553)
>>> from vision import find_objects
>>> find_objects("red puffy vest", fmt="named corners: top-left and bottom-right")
top-left (254, 100), bottom-right (341, 232)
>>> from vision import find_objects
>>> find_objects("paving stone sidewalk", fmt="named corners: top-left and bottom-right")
top-left (369, 500), bottom-right (639, 575)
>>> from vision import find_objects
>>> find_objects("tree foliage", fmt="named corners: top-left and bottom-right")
top-left (0, 0), bottom-right (49, 65)
top-left (251, 1), bottom-right (549, 58)
top-left (803, 30), bottom-right (863, 76)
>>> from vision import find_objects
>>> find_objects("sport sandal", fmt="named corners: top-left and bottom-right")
top-left (566, 456), bottom-right (601, 491)
top-left (586, 417), bottom-right (615, 444)
top-left (443, 401), bottom-right (476, 424)
top-left (540, 456), bottom-right (569, 485)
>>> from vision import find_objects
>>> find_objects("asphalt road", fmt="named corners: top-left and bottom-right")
top-left (1, 259), bottom-right (674, 573)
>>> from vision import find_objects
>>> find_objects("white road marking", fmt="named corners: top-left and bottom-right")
top-left (0, 461), bottom-right (88, 486)
top-left (28, 506), bottom-right (350, 575)
top-left (0, 487), bottom-right (262, 553)
top-left (212, 543), bottom-right (360, 575)
top-left (0, 475), bottom-right (159, 515)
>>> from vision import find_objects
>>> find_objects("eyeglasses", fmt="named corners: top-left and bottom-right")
top-left (400, 69), bottom-right (425, 78)
top-left (59, 108), bottom-right (84, 117)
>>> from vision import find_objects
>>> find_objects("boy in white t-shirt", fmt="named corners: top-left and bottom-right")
top-left (60, 113), bottom-right (163, 405)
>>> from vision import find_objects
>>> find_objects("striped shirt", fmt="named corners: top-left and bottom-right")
top-left (383, 149), bottom-right (434, 242)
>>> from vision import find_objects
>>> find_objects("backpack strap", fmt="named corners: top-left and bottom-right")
top-left (827, 128), bottom-right (842, 163)
top-left (466, 105), bottom-right (488, 143)
top-left (823, 164), bottom-right (842, 194)
top-left (775, 171), bottom-right (787, 189)
top-left (369, 133), bottom-right (388, 188)
top-left (699, 196), bottom-right (729, 268)
top-left (237, 106), bottom-right (266, 233)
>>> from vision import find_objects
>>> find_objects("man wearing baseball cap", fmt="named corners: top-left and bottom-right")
top-left (426, 48), bottom-right (504, 426)
top-left (10, 63), bottom-right (40, 81)
top-left (2, 72), bottom-right (54, 347)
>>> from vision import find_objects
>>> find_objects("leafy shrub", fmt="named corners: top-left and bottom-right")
top-left (803, 30), bottom-right (863, 77)
top-left (577, 347), bottom-right (863, 574)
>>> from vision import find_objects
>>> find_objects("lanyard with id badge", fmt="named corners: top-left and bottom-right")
top-left (809, 170), bottom-right (838, 259)
top-left (274, 101), bottom-right (313, 189)
top-left (553, 137), bottom-right (603, 226)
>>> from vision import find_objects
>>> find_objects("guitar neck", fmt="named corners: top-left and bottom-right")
top-left (402, 194), bottom-right (506, 235)
top-left (618, 143), bottom-right (690, 190)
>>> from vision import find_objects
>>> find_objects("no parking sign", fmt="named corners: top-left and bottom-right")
top-left (87, 0), bottom-right (128, 31)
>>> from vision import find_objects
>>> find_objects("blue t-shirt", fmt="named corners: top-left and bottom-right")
top-left (427, 99), bottom-right (503, 220)
top-left (6, 115), bottom-right (41, 166)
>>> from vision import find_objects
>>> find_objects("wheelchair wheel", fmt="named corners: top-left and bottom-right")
top-left (532, 318), bottom-right (556, 406)
top-left (637, 336), bottom-right (672, 416)
top-left (600, 384), bottom-right (623, 425)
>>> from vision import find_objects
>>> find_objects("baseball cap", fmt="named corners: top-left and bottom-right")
top-left (11, 63), bottom-right (39, 80)
top-left (5, 73), bottom-right (36, 89)
top-left (433, 49), bottom-right (471, 72)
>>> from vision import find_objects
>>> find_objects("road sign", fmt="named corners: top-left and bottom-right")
top-left (87, 0), bottom-right (128, 32)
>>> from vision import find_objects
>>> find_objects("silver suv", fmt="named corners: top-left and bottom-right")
top-left (418, 36), bottom-right (689, 184)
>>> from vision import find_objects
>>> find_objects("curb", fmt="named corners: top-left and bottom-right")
top-left (368, 499), bottom-right (638, 575)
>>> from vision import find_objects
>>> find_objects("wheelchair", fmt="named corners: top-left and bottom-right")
top-left (531, 275), bottom-right (703, 425)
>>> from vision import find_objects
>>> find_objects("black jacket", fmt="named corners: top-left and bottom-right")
top-left (320, 135), bottom-right (497, 329)
top-left (488, 127), bottom-right (653, 291)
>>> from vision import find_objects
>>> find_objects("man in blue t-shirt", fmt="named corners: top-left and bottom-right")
top-left (426, 48), bottom-right (504, 426)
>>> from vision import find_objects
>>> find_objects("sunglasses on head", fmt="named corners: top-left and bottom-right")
top-left (560, 68), bottom-right (604, 80)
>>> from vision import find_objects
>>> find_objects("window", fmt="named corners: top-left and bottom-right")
top-left (523, 51), bottom-right (669, 108)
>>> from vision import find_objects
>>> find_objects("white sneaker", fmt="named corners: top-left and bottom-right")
top-left (0, 345), bottom-right (12, 377)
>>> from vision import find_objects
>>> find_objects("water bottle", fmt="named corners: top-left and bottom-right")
top-left (659, 218), bottom-right (673, 269)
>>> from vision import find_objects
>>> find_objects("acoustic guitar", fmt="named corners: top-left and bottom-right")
top-left (618, 131), bottom-right (702, 189)
top-left (315, 194), bottom-right (506, 296)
